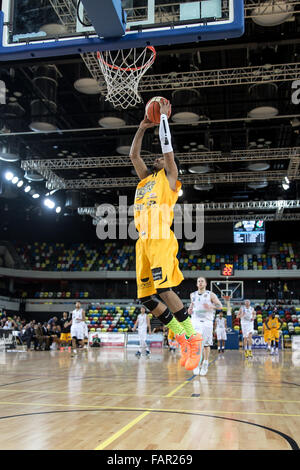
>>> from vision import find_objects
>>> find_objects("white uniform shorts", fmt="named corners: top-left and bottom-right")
top-left (192, 319), bottom-right (213, 347)
top-left (71, 322), bottom-right (84, 340)
top-left (138, 329), bottom-right (147, 347)
top-left (241, 321), bottom-right (254, 339)
top-left (216, 328), bottom-right (227, 341)
top-left (82, 323), bottom-right (88, 338)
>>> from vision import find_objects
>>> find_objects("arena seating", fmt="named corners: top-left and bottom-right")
top-left (85, 302), bottom-right (138, 332)
top-left (14, 241), bottom-right (300, 272)
top-left (15, 241), bottom-right (135, 271)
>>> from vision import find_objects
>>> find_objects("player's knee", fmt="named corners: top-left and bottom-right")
top-left (157, 287), bottom-right (173, 301)
top-left (140, 296), bottom-right (159, 312)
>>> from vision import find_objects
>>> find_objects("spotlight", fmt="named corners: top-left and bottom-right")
top-left (24, 185), bottom-right (31, 193)
top-left (5, 171), bottom-right (14, 181)
top-left (284, 176), bottom-right (290, 184)
top-left (55, 206), bottom-right (61, 214)
top-left (11, 176), bottom-right (19, 184)
top-left (17, 180), bottom-right (24, 188)
top-left (282, 183), bottom-right (289, 190)
top-left (179, 189), bottom-right (183, 197)
top-left (32, 193), bottom-right (40, 199)
top-left (44, 197), bottom-right (55, 209)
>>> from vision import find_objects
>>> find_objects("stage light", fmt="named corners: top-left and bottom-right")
top-left (11, 176), bottom-right (19, 184)
top-left (44, 198), bottom-right (55, 209)
top-left (4, 171), bottom-right (14, 181)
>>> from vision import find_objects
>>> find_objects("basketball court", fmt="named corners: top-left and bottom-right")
top-left (0, 0), bottom-right (300, 454)
top-left (0, 348), bottom-right (299, 450)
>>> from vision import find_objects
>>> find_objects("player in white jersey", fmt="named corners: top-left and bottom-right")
top-left (132, 307), bottom-right (151, 357)
top-left (214, 311), bottom-right (227, 354)
top-left (237, 300), bottom-right (256, 358)
top-left (188, 277), bottom-right (223, 376)
top-left (70, 301), bottom-right (86, 355)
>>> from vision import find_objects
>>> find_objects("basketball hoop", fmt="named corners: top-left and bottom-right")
top-left (97, 46), bottom-right (156, 109)
top-left (222, 295), bottom-right (231, 302)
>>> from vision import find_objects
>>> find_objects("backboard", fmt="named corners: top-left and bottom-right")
top-left (0, 0), bottom-right (244, 61)
top-left (211, 280), bottom-right (244, 300)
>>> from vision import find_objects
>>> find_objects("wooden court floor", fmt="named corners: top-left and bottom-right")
top-left (0, 347), bottom-right (299, 450)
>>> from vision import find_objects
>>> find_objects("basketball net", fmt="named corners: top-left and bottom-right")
top-left (97, 46), bottom-right (156, 109)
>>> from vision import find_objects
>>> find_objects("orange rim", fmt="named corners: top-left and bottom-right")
top-left (97, 46), bottom-right (156, 72)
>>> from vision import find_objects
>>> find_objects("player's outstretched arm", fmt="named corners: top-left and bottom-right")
top-left (211, 293), bottom-right (223, 310)
top-left (130, 118), bottom-right (155, 180)
top-left (159, 100), bottom-right (178, 191)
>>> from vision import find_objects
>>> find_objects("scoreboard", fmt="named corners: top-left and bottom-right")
top-left (220, 263), bottom-right (234, 277)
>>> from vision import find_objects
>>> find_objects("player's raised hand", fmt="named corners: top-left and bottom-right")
top-left (159, 98), bottom-right (171, 118)
top-left (139, 116), bottom-right (156, 130)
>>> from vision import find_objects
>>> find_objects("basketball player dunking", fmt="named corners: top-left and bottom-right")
top-left (237, 300), bottom-right (256, 358)
top-left (188, 277), bottom-right (223, 375)
top-left (130, 99), bottom-right (203, 371)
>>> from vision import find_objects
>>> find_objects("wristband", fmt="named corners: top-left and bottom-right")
top-left (159, 113), bottom-right (173, 153)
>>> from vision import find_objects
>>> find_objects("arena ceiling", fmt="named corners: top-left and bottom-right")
top-left (0, 1), bottom-right (300, 229)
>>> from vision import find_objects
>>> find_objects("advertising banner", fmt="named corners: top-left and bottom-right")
top-left (0, 328), bottom-right (14, 350)
top-left (127, 333), bottom-right (163, 349)
top-left (292, 336), bottom-right (300, 351)
top-left (88, 332), bottom-right (125, 347)
top-left (252, 334), bottom-right (282, 350)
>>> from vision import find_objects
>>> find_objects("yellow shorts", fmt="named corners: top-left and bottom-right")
top-left (270, 329), bottom-right (280, 341)
top-left (136, 230), bottom-right (184, 299)
top-left (60, 333), bottom-right (72, 342)
top-left (264, 330), bottom-right (271, 343)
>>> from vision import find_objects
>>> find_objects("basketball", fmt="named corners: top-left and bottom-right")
top-left (145, 96), bottom-right (171, 124)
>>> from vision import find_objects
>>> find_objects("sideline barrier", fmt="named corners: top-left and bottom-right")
top-left (251, 334), bottom-right (282, 350)
top-left (88, 332), bottom-right (164, 348)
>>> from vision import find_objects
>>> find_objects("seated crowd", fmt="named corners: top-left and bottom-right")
top-left (0, 311), bottom-right (73, 351)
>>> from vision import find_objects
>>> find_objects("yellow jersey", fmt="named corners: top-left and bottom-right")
top-left (267, 317), bottom-right (280, 330)
top-left (134, 168), bottom-right (181, 239)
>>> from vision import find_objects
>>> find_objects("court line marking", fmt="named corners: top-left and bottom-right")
top-left (0, 408), bottom-right (297, 450)
top-left (94, 411), bottom-right (150, 450)
top-left (0, 400), bottom-right (300, 418)
top-left (164, 380), bottom-right (190, 397)
top-left (1, 388), bottom-right (300, 404)
top-left (96, 377), bottom-right (193, 448)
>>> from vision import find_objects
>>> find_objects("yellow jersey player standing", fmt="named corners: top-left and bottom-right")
top-left (130, 98), bottom-right (203, 371)
top-left (266, 311), bottom-right (282, 355)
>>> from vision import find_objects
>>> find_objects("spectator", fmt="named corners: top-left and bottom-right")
top-left (277, 281), bottom-right (283, 302)
top-left (34, 323), bottom-right (50, 350)
top-left (283, 282), bottom-right (290, 302)
top-left (46, 324), bottom-right (60, 349)
top-left (48, 316), bottom-right (58, 327)
top-left (21, 323), bottom-right (38, 351)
